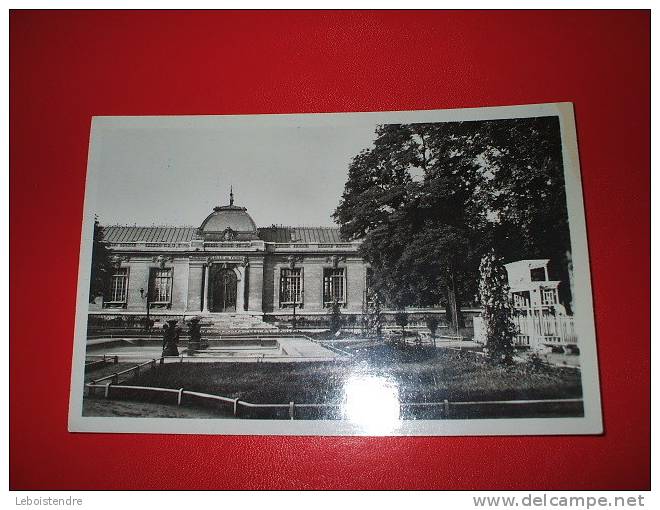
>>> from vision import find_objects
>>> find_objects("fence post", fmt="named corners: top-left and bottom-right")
top-left (233, 398), bottom-right (239, 416)
top-left (104, 382), bottom-right (112, 399)
top-left (527, 315), bottom-right (536, 351)
top-left (112, 373), bottom-right (119, 384)
top-left (289, 402), bottom-right (295, 420)
top-left (443, 399), bottom-right (450, 415)
top-left (177, 388), bottom-right (184, 406)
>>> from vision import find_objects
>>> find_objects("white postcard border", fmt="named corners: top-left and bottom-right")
top-left (68, 102), bottom-right (603, 436)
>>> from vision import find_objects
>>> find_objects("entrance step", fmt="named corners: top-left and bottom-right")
top-left (199, 314), bottom-right (279, 336)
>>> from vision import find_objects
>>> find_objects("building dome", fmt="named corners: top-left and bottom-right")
top-left (201, 205), bottom-right (258, 233)
top-left (198, 189), bottom-right (258, 240)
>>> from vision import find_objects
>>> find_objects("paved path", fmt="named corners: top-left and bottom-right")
top-left (86, 336), bottom-right (343, 362)
top-left (278, 337), bottom-right (341, 358)
top-left (433, 340), bottom-right (480, 349)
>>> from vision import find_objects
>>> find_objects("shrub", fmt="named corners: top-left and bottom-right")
top-left (394, 311), bottom-right (409, 336)
top-left (425, 315), bottom-right (440, 346)
top-left (478, 250), bottom-right (516, 364)
top-left (329, 300), bottom-right (343, 334)
top-left (368, 297), bottom-right (384, 340)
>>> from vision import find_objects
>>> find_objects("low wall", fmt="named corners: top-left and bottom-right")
top-left (87, 309), bottom-right (481, 336)
top-left (266, 308), bottom-right (481, 328)
top-left (87, 313), bottom-right (188, 337)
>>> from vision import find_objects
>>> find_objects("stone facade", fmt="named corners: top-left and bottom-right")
top-left (90, 198), bottom-right (369, 320)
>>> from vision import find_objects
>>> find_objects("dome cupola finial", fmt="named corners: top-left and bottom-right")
top-left (199, 186), bottom-right (258, 240)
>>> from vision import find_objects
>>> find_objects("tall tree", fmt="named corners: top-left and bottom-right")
top-left (475, 116), bottom-right (573, 311)
top-left (89, 218), bottom-right (113, 303)
top-left (334, 122), bottom-right (482, 327)
top-left (334, 116), bottom-right (573, 321)
top-left (335, 123), bottom-right (478, 326)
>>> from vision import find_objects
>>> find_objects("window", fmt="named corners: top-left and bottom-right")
top-left (323, 268), bottom-right (346, 306)
top-left (530, 267), bottom-right (547, 282)
top-left (280, 268), bottom-right (303, 307)
top-left (106, 267), bottom-right (128, 306)
top-left (512, 291), bottom-right (530, 309)
top-left (541, 288), bottom-right (557, 306)
top-left (150, 268), bottom-right (172, 304)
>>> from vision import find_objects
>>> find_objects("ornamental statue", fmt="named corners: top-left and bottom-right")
top-left (186, 317), bottom-right (207, 352)
top-left (287, 255), bottom-right (303, 269)
top-left (161, 319), bottom-right (180, 357)
top-left (222, 227), bottom-right (236, 241)
top-left (326, 255), bottom-right (345, 268)
top-left (109, 255), bottom-right (127, 267)
top-left (153, 255), bottom-right (172, 269)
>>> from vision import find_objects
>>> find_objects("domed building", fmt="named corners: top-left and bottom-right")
top-left (91, 189), bottom-right (368, 326)
top-left (198, 189), bottom-right (260, 241)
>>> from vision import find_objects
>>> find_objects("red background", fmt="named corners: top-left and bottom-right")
top-left (10, 10), bottom-right (650, 490)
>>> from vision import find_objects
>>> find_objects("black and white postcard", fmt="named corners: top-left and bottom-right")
top-left (68, 103), bottom-right (602, 435)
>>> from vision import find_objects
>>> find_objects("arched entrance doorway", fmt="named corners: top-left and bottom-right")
top-left (210, 267), bottom-right (238, 312)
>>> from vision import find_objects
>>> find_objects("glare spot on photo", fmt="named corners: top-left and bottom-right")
top-left (342, 375), bottom-right (400, 434)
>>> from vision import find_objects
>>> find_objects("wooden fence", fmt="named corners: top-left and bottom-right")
top-left (85, 380), bottom-right (583, 419)
top-left (473, 314), bottom-right (578, 351)
top-left (85, 356), bottom-right (583, 419)
top-left (88, 357), bottom-right (162, 388)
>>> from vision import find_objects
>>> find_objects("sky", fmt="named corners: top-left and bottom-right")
top-left (91, 121), bottom-right (379, 228)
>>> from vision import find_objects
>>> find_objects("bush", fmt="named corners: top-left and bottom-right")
top-left (329, 301), bottom-right (343, 334)
top-left (478, 250), bottom-right (516, 364)
top-left (526, 352), bottom-right (548, 372)
top-left (425, 315), bottom-right (440, 346)
top-left (394, 311), bottom-right (409, 336)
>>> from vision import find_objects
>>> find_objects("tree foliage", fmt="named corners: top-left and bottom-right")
top-left (333, 116), bottom-right (572, 320)
top-left (474, 117), bottom-right (572, 311)
top-left (478, 251), bottom-right (517, 363)
top-left (89, 218), bottom-right (113, 303)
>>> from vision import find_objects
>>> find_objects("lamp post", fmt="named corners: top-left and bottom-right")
top-left (140, 287), bottom-right (151, 332)
top-left (291, 290), bottom-right (304, 333)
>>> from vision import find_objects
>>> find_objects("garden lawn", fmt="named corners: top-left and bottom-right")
top-left (84, 362), bottom-right (138, 383)
top-left (82, 397), bottom-right (226, 418)
top-left (125, 345), bottom-right (582, 405)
